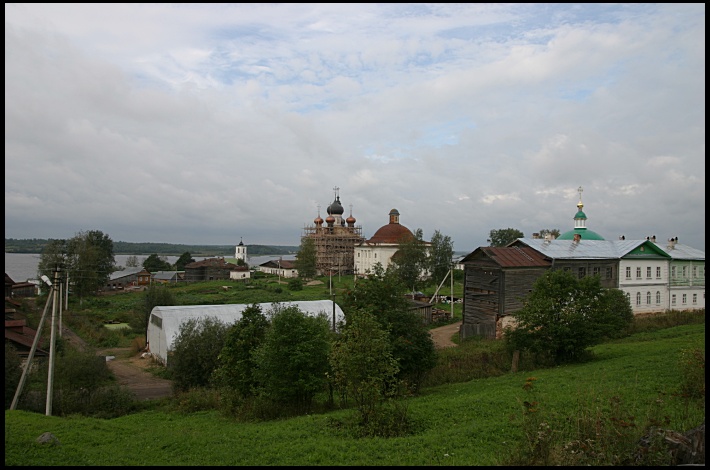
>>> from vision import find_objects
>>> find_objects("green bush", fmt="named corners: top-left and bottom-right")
top-left (212, 304), bottom-right (269, 397)
top-left (252, 304), bottom-right (332, 413)
top-left (287, 278), bottom-right (303, 291)
top-left (505, 270), bottom-right (634, 364)
top-left (170, 316), bottom-right (229, 392)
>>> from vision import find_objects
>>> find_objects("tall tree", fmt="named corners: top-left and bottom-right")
top-left (38, 230), bottom-right (116, 299)
top-left (487, 228), bottom-right (524, 247)
top-left (174, 252), bottom-right (194, 271)
top-left (428, 230), bottom-right (454, 285)
top-left (37, 239), bottom-right (68, 282)
top-left (341, 265), bottom-right (436, 392)
top-left (390, 228), bottom-right (427, 293)
top-left (125, 255), bottom-right (140, 268)
top-left (295, 236), bottom-right (317, 280)
top-left (143, 254), bottom-right (172, 272)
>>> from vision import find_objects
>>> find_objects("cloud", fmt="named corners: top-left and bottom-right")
top-left (4, 3), bottom-right (705, 252)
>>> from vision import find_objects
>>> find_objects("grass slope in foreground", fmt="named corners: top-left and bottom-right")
top-left (5, 323), bottom-right (704, 466)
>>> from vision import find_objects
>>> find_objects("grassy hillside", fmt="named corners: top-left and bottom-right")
top-left (5, 319), bottom-right (704, 465)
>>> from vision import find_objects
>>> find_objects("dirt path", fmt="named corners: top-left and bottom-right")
top-left (62, 326), bottom-right (173, 401)
top-left (430, 321), bottom-right (461, 349)
top-left (101, 348), bottom-right (173, 401)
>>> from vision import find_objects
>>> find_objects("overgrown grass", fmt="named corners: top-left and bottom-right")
top-left (5, 319), bottom-right (704, 466)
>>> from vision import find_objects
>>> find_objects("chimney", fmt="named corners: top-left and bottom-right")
top-left (667, 237), bottom-right (676, 249)
top-left (532, 232), bottom-right (541, 239)
top-left (651, 235), bottom-right (656, 243)
top-left (573, 233), bottom-right (581, 243)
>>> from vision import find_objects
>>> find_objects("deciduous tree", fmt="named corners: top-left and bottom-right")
top-left (252, 304), bottom-right (332, 411)
top-left (212, 304), bottom-right (269, 397)
top-left (487, 228), bottom-right (524, 247)
top-left (295, 236), bottom-right (317, 279)
top-left (143, 253), bottom-right (172, 272)
top-left (390, 228), bottom-right (427, 293)
top-left (38, 230), bottom-right (116, 300)
top-left (428, 230), bottom-right (454, 285)
top-left (504, 269), bottom-right (634, 364)
top-left (170, 316), bottom-right (230, 392)
top-left (174, 252), bottom-right (194, 271)
top-left (341, 265), bottom-right (436, 392)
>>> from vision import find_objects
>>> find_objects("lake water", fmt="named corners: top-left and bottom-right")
top-left (4, 253), bottom-right (297, 282)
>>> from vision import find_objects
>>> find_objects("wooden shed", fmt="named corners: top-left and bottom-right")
top-left (460, 246), bottom-right (550, 340)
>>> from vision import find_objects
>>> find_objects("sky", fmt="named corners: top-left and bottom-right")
top-left (5, 3), bottom-right (705, 253)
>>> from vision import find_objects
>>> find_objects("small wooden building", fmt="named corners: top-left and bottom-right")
top-left (460, 246), bottom-right (550, 340)
top-left (184, 258), bottom-right (239, 282)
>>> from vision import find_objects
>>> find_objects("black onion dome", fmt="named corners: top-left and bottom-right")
top-left (327, 196), bottom-right (345, 215)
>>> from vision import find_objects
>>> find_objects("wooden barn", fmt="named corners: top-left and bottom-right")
top-left (184, 258), bottom-right (240, 282)
top-left (460, 246), bottom-right (550, 340)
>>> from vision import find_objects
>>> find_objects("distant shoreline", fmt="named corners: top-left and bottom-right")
top-left (5, 238), bottom-right (299, 257)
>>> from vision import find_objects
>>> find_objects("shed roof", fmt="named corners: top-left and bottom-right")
top-left (109, 267), bottom-right (144, 280)
top-left (462, 246), bottom-right (550, 268)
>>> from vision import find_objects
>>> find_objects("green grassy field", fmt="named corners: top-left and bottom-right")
top-left (5, 320), bottom-right (704, 466)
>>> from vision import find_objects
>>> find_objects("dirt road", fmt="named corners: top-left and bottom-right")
top-left (429, 321), bottom-right (461, 349)
top-left (103, 349), bottom-right (173, 401)
top-left (62, 326), bottom-right (173, 401)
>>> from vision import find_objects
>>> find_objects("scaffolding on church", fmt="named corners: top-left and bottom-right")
top-left (301, 187), bottom-right (364, 276)
top-left (302, 223), bottom-right (363, 276)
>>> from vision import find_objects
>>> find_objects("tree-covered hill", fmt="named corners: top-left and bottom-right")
top-left (4, 238), bottom-right (298, 256)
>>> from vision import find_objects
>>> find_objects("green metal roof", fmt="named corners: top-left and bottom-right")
top-left (557, 228), bottom-right (605, 241)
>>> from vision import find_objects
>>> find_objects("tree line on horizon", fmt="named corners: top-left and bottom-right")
top-left (4, 238), bottom-right (298, 256)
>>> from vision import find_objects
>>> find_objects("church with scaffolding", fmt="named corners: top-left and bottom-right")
top-left (301, 187), bottom-right (364, 276)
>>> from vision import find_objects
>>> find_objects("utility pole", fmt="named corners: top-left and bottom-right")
top-left (450, 262), bottom-right (454, 320)
top-left (58, 271), bottom-right (63, 338)
top-left (64, 272), bottom-right (69, 310)
top-left (11, 276), bottom-right (54, 410)
top-left (46, 267), bottom-right (60, 416)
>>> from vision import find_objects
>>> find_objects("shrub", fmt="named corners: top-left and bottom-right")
top-left (287, 278), bottom-right (303, 291)
top-left (170, 316), bottom-right (229, 392)
top-left (505, 270), bottom-right (634, 364)
top-left (341, 265), bottom-right (437, 392)
top-left (252, 305), bottom-right (332, 413)
top-left (212, 304), bottom-right (269, 397)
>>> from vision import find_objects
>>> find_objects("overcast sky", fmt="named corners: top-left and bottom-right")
top-left (5, 4), bottom-right (705, 253)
